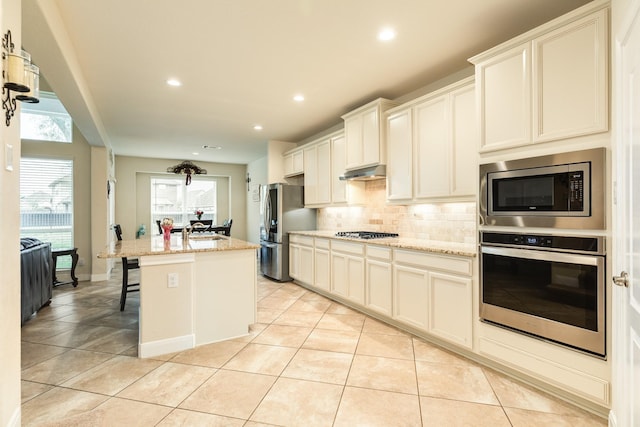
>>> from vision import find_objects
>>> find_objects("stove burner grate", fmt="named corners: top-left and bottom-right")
top-left (335, 231), bottom-right (399, 239)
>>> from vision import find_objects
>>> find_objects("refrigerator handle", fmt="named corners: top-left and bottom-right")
top-left (264, 192), bottom-right (271, 234)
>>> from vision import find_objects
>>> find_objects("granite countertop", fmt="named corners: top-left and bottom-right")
top-left (97, 234), bottom-right (259, 259)
top-left (289, 230), bottom-right (477, 257)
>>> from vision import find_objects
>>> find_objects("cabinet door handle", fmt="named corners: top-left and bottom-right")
top-left (612, 271), bottom-right (629, 288)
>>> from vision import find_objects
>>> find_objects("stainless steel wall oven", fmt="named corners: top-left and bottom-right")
top-left (480, 231), bottom-right (606, 357)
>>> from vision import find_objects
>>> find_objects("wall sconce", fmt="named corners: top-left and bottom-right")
top-left (2, 30), bottom-right (40, 127)
top-left (167, 160), bottom-right (207, 185)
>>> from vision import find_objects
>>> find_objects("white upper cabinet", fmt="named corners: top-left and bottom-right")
top-left (342, 98), bottom-right (397, 170)
top-left (414, 96), bottom-right (449, 199)
top-left (302, 131), bottom-right (364, 207)
top-left (386, 107), bottom-right (413, 201)
top-left (470, 3), bottom-right (608, 152)
top-left (331, 133), bottom-right (365, 205)
top-left (303, 139), bottom-right (331, 206)
top-left (283, 148), bottom-right (304, 177)
top-left (449, 83), bottom-right (477, 197)
top-left (532, 10), bottom-right (608, 142)
top-left (474, 43), bottom-right (531, 151)
top-left (386, 77), bottom-right (476, 202)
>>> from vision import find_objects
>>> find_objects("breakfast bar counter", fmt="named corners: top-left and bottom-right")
top-left (98, 234), bottom-right (259, 358)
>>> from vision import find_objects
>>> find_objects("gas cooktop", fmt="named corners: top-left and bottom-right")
top-left (335, 231), bottom-right (399, 239)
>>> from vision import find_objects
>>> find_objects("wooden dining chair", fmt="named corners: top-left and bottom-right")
top-left (113, 224), bottom-right (140, 311)
top-left (210, 218), bottom-right (232, 236)
top-left (189, 219), bottom-right (212, 232)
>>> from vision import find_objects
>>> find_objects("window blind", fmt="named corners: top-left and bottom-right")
top-left (20, 158), bottom-right (74, 266)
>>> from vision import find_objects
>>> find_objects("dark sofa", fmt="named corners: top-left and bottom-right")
top-left (20, 238), bottom-right (53, 325)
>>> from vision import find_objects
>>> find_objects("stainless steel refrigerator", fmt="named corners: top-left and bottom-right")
top-left (260, 183), bottom-right (316, 281)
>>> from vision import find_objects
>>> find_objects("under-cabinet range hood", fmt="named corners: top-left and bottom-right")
top-left (339, 164), bottom-right (386, 181)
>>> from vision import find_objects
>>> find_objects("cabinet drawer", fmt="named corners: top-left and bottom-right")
top-left (290, 234), bottom-right (314, 246)
top-left (315, 238), bottom-right (330, 250)
top-left (394, 249), bottom-right (472, 276)
top-left (331, 240), bottom-right (365, 256)
top-left (367, 245), bottom-right (392, 261)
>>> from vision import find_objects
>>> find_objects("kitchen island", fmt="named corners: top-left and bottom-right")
top-left (98, 234), bottom-right (259, 358)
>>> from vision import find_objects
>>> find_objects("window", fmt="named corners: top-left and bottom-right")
top-left (20, 158), bottom-right (74, 267)
top-left (150, 177), bottom-right (217, 228)
top-left (20, 91), bottom-right (73, 143)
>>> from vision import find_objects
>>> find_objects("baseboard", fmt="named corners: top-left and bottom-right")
top-left (90, 273), bottom-right (109, 282)
top-left (8, 406), bottom-right (20, 427)
top-left (138, 334), bottom-right (195, 358)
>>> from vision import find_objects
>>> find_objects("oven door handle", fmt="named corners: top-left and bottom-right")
top-left (481, 245), bottom-right (602, 266)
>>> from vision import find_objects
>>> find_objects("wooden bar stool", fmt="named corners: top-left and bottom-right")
top-left (113, 224), bottom-right (140, 311)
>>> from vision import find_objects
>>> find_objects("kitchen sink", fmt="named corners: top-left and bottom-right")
top-left (189, 234), bottom-right (226, 240)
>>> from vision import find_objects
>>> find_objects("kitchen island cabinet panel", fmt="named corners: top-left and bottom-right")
top-left (99, 235), bottom-right (258, 358)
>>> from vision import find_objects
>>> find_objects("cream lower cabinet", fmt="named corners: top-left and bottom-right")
top-left (289, 234), bottom-right (314, 285)
top-left (314, 238), bottom-right (330, 292)
top-left (290, 236), bottom-right (473, 349)
top-left (393, 249), bottom-right (473, 348)
top-left (393, 263), bottom-right (430, 330)
top-left (330, 240), bottom-right (365, 304)
top-left (428, 271), bottom-right (472, 348)
top-left (365, 245), bottom-right (393, 316)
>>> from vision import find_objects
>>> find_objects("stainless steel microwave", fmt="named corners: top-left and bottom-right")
top-left (479, 148), bottom-right (606, 229)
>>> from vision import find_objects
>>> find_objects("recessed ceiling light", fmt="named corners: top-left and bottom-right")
top-left (378, 28), bottom-right (396, 41)
top-left (254, 124), bottom-right (263, 131)
top-left (192, 152), bottom-right (199, 156)
top-left (166, 78), bottom-right (182, 87)
top-left (293, 94), bottom-right (305, 102)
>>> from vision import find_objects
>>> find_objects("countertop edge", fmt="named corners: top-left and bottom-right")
top-left (98, 236), bottom-right (260, 259)
top-left (289, 230), bottom-right (477, 258)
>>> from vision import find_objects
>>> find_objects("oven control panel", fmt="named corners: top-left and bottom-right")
top-left (481, 232), bottom-right (603, 254)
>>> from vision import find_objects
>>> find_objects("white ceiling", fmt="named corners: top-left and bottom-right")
top-left (22, 0), bottom-right (592, 165)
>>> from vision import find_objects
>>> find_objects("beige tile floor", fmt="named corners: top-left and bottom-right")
top-left (20, 269), bottom-right (607, 426)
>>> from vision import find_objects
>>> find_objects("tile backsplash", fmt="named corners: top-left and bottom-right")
top-left (317, 180), bottom-right (477, 244)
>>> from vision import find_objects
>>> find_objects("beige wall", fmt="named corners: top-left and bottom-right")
top-left (114, 156), bottom-right (247, 241)
top-left (21, 126), bottom-right (93, 279)
top-left (90, 146), bottom-right (111, 280)
top-left (246, 156), bottom-right (268, 244)
top-left (1, 0), bottom-right (29, 423)
top-left (135, 172), bottom-right (231, 234)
